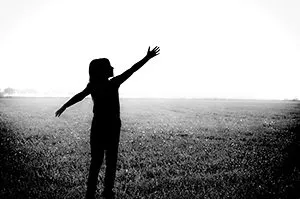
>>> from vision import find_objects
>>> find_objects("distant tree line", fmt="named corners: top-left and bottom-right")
top-left (0, 87), bottom-right (37, 97)
top-left (0, 88), bottom-right (15, 97)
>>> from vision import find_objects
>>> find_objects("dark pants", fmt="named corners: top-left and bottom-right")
top-left (86, 116), bottom-right (121, 198)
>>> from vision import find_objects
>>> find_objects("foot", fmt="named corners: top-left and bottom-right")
top-left (101, 189), bottom-right (115, 199)
top-left (85, 193), bottom-right (95, 199)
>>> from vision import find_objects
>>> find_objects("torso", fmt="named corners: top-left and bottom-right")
top-left (89, 80), bottom-right (120, 120)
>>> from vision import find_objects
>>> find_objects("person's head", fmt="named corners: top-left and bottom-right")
top-left (89, 58), bottom-right (114, 83)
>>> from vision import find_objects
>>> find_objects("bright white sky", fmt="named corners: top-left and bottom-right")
top-left (0, 0), bottom-right (299, 99)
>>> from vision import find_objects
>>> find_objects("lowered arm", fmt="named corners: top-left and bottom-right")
top-left (55, 85), bottom-right (91, 117)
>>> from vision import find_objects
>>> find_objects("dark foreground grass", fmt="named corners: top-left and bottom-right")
top-left (0, 98), bottom-right (299, 199)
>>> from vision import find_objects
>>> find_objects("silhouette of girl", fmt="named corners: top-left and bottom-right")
top-left (55, 46), bottom-right (160, 199)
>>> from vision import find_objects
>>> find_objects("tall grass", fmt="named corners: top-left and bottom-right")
top-left (0, 98), bottom-right (299, 198)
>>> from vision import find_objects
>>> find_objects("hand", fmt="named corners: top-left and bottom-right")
top-left (146, 46), bottom-right (160, 59)
top-left (55, 106), bottom-right (66, 117)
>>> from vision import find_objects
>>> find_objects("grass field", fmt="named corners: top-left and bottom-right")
top-left (0, 97), bottom-right (299, 199)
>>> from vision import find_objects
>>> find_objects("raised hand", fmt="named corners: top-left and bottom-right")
top-left (146, 46), bottom-right (160, 59)
top-left (55, 106), bottom-right (66, 117)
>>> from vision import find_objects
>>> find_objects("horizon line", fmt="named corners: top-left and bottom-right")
top-left (0, 95), bottom-right (299, 101)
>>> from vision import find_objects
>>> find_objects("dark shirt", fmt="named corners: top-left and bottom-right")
top-left (87, 79), bottom-right (120, 119)
top-left (85, 72), bottom-right (131, 120)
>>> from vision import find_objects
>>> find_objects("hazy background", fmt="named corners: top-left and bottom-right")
top-left (0, 0), bottom-right (299, 99)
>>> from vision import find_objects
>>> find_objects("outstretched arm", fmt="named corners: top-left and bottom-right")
top-left (55, 85), bottom-right (91, 117)
top-left (113, 46), bottom-right (160, 86)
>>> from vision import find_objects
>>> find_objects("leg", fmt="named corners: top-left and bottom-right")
top-left (103, 145), bottom-right (119, 194)
top-left (86, 127), bottom-right (105, 199)
top-left (102, 118), bottom-right (121, 198)
top-left (86, 149), bottom-right (104, 199)
top-left (86, 151), bottom-right (104, 198)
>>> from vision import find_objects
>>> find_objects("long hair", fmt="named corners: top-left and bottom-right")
top-left (89, 58), bottom-right (111, 84)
